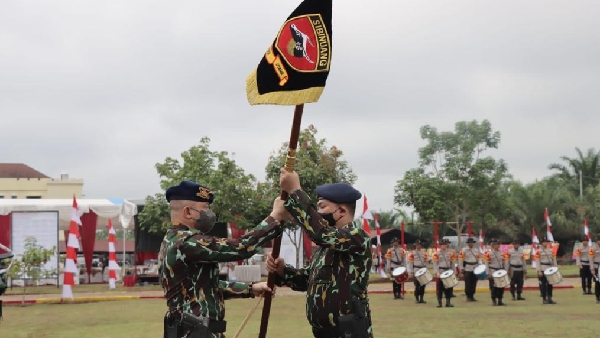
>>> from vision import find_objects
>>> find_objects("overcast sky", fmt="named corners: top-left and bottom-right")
top-left (1, 0), bottom-right (598, 216)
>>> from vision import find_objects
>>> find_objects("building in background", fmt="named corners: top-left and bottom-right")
top-left (0, 163), bottom-right (83, 199)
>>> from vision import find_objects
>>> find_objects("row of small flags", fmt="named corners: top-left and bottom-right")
top-left (61, 196), bottom-right (119, 300)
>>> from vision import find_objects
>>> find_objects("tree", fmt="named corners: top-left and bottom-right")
top-left (263, 125), bottom-right (357, 267)
top-left (548, 147), bottom-right (600, 193)
top-left (138, 137), bottom-right (265, 235)
top-left (7, 236), bottom-right (55, 305)
top-left (394, 120), bottom-right (510, 248)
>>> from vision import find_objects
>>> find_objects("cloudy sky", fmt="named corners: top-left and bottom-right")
top-left (1, 0), bottom-right (598, 215)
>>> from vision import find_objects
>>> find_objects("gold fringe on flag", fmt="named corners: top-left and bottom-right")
top-left (246, 70), bottom-right (325, 106)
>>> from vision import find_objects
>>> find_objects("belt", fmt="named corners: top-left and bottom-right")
top-left (510, 264), bottom-right (523, 268)
top-left (540, 262), bottom-right (551, 265)
top-left (439, 267), bottom-right (451, 270)
top-left (414, 266), bottom-right (424, 269)
top-left (183, 319), bottom-right (227, 334)
top-left (391, 260), bottom-right (402, 264)
top-left (464, 262), bottom-right (477, 265)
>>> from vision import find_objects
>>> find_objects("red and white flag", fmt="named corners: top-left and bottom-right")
top-left (584, 219), bottom-right (592, 245)
top-left (107, 219), bottom-right (119, 290)
top-left (361, 194), bottom-right (373, 233)
top-left (544, 208), bottom-right (554, 242)
top-left (62, 196), bottom-right (81, 300)
top-left (478, 229), bottom-right (485, 252)
top-left (531, 228), bottom-right (539, 269)
top-left (374, 213), bottom-right (387, 278)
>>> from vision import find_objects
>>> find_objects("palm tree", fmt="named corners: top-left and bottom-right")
top-left (548, 147), bottom-right (600, 192)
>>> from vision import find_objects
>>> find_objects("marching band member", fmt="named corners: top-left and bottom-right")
top-left (459, 237), bottom-right (481, 302)
top-left (589, 235), bottom-right (600, 304)
top-left (576, 236), bottom-right (593, 295)
top-left (386, 237), bottom-right (407, 299)
top-left (507, 239), bottom-right (526, 301)
top-left (408, 240), bottom-right (428, 304)
top-left (536, 237), bottom-right (557, 304)
top-left (433, 238), bottom-right (456, 308)
top-left (484, 238), bottom-right (508, 306)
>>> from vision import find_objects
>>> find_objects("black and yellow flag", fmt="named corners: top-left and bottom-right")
top-left (246, 0), bottom-right (332, 106)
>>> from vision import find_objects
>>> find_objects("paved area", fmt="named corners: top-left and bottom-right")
top-left (1, 277), bottom-right (582, 305)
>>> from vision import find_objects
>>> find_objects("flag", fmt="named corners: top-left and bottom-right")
top-left (62, 196), bottom-right (81, 300)
top-left (246, 0), bottom-right (332, 105)
top-left (584, 219), bottom-right (592, 245)
top-left (374, 214), bottom-right (387, 278)
top-left (361, 194), bottom-right (373, 233)
top-left (107, 219), bottom-right (119, 290)
top-left (544, 208), bottom-right (554, 242)
top-left (531, 228), bottom-right (539, 269)
top-left (478, 229), bottom-right (485, 252)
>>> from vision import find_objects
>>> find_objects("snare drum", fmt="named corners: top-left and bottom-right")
top-left (492, 269), bottom-right (510, 288)
top-left (392, 267), bottom-right (408, 283)
top-left (440, 269), bottom-right (459, 288)
top-left (415, 267), bottom-right (433, 285)
top-left (473, 264), bottom-right (488, 280)
top-left (544, 267), bottom-right (562, 285)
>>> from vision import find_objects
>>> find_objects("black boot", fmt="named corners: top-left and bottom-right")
top-left (415, 294), bottom-right (420, 304)
top-left (492, 298), bottom-right (497, 306)
top-left (498, 298), bottom-right (506, 306)
top-left (445, 298), bottom-right (454, 307)
top-left (543, 298), bottom-right (549, 304)
top-left (548, 297), bottom-right (557, 304)
top-left (517, 293), bottom-right (525, 300)
top-left (437, 298), bottom-right (443, 308)
top-left (511, 291), bottom-right (516, 301)
top-left (419, 295), bottom-right (427, 304)
top-left (588, 287), bottom-right (593, 295)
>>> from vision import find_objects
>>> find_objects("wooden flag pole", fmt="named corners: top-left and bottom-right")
top-left (258, 104), bottom-right (304, 338)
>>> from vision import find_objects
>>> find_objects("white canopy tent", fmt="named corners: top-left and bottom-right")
top-left (0, 198), bottom-right (138, 229)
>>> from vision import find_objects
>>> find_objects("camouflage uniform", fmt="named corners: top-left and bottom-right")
top-left (275, 189), bottom-right (373, 338)
top-left (159, 181), bottom-right (283, 338)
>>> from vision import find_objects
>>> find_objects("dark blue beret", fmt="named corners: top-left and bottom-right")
top-left (466, 237), bottom-right (476, 243)
top-left (315, 183), bottom-right (361, 204)
top-left (165, 181), bottom-right (215, 204)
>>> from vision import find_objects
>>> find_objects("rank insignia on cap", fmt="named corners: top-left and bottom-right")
top-left (197, 187), bottom-right (211, 200)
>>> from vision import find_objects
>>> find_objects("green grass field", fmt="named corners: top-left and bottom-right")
top-left (2, 289), bottom-right (598, 338)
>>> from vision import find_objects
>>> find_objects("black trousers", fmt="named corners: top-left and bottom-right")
top-left (539, 275), bottom-right (553, 299)
top-left (464, 271), bottom-right (477, 297)
top-left (580, 266), bottom-right (593, 290)
top-left (392, 280), bottom-right (402, 296)
top-left (594, 268), bottom-right (600, 299)
top-left (488, 279), bottom-right (504, 299)
top-left (436, 278), bottom-right (453, 299)
top-left (510, 271), bottom-right (524, 295)
top-left (413, 280), bottom-right (426, 297)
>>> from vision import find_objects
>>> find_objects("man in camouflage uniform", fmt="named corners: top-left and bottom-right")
top-left (408, 240), bottom-right (428, 304)
top-left (575, 235), bottom-right (593, 295)
top-left (458, 237), bottom-right (481, 302)
top-left (484, 238), bottom-right (508, 306)
top-left (386, 237), bottom-right (407, 299)
top-left (266, 169), bottom-right (373, 338)
top-left (535, 237), bottom-right (557, 305)
top-left (158, 181), bottom-right (285, 338)
top-left (433, 238), bottom-right (456, 308)
top-left (507, 238), bottom-right (526, 301)
top-left (588, 235), bottom-right (600, 304)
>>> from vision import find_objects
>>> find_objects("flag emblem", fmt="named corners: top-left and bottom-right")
top-left (275, 15), bottom-right (331, 73)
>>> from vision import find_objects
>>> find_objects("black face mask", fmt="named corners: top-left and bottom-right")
top-left (190, 209), bottom-right (217, 233)
top-left (318, 207), bottom-right (341, 227)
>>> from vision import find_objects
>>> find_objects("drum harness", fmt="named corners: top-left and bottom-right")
top-left (490, 251), bottom-right (503, 272)
top-left (391, 248), bottom-right (403, 266)
top-left (463, 248), bottom-right (478, 269)
top-left (413, 250), bottom-right (425, 269)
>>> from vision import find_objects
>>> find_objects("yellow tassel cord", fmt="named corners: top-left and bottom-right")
top-left (246, 70), bottom-right (324, 106)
